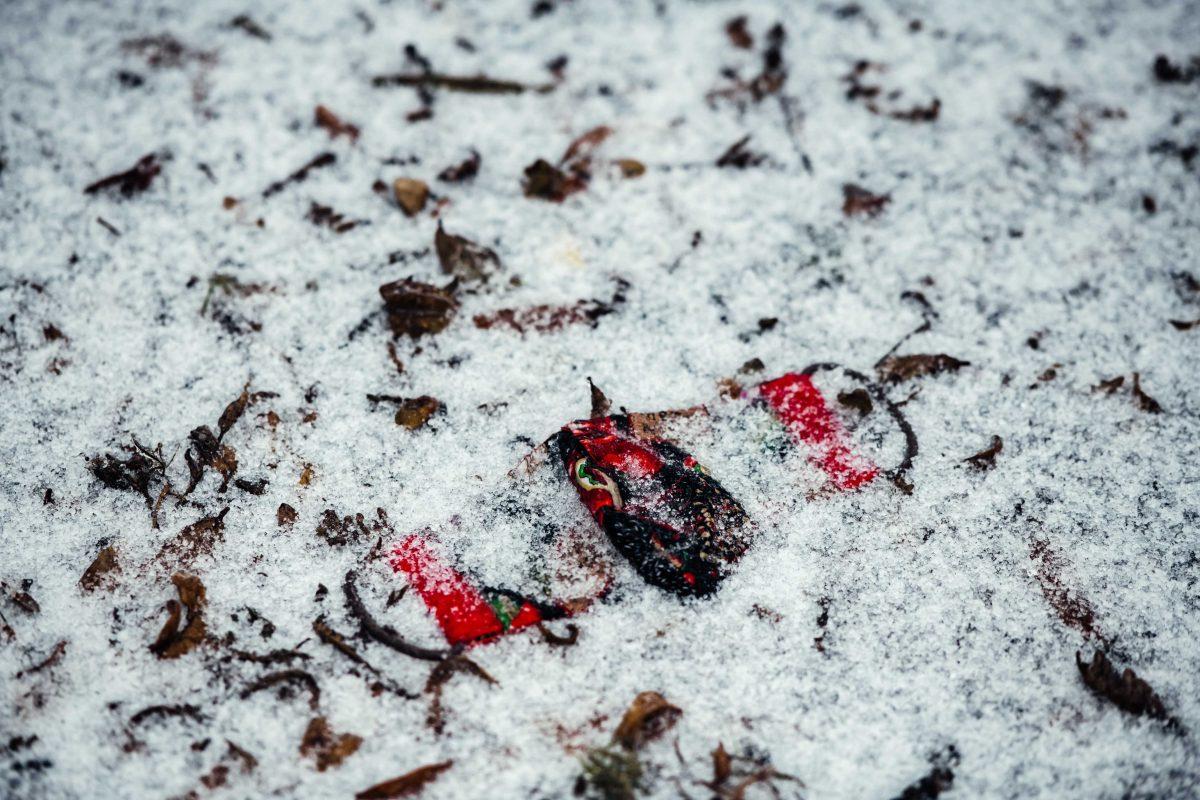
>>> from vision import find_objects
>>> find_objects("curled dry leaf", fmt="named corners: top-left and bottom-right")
top-left (611, 691), bottom-right (682, 750)
top-left (300, 716), bottom-right (363, 771)
top-left (392, 178), bottom-right (429, 217)
top-left (277, 503), bottom-right (298, 528)
top-left (355, 760), bottom-right (453, 799)
top-left (588, 378), bottom-right (611, 418)
top-left (379, 278), bottom-right (458, 338)
top-left (876, 353), bottom-right (970, 383)
top-left (150, 573), bottom-right (207, 659)
top-left (435, 223), bottom-right (500, 284)
top-left (80, 545), bottom-right (120, 592)
top-left (963, 435), bottom-right (1003, 470)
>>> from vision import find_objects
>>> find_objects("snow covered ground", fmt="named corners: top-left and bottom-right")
top-left (1, 0), bottom-right (1198, 798)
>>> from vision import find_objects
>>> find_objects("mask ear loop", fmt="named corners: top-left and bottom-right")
top-left (800, 362), bottom-right (919, 487)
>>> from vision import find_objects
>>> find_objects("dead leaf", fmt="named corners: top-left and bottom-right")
top-left (1131, 372), bottom-right (1163, 413)
top-left (473, 280), bottom-right (628, 334)
top-left (725, 16), bottom-right (753, 49)
top-left (435, 223), bottom-right (500, 284)
top-left (876, 354), bottom-right (970, 383)
top-left (1076, 650), bottom-right (1181, 730)
top-left (437, 150), bottom-right (480, 183)
top-left (614, 158), bottom-right (645, 178)
top-left (836, 388), bottom-right (872, 415)
top-left (379, 278), bottom-right (458, 338)
top-left (217, 387), bottom-right (250, 441)
top-left (300, 716), bottom-right (363, 771)
top-left (842, 183), bottom-right (891, 217)
top-left (395, 396), bottom-right (441, 429)
top-left (522, 159), bottom-right (582, 202)
top-left (392, 178), bottom-right (429, 217)
top-left (150, 573), bottom-right (207, 659)
top-left (316, 509), bottom-right (370, 547)
top-left (611, 692), bottom-right (682, 750)
top-left (963, 435), bottom-right (1003, 471)
top-left (1093, 375), bottom-right (1125, 394)
top-left (314, 105), bottom-right (360, 142)
top-left (15, 639), bottom-right (67, 678)
top-left (589, 378), bottom-right (611, 418)
top-left (425, 656), bottom-right (497, 734)
top-left (1169, 318), bottom-right (1199, 331)
top-left (157, 508), bottom-right (229, 568)
top-left (355, 761), bottom-right (453, 799)
top-left (80, 546), bottom-right (120, 592)
top-left (716, 135), bottom-right (766, 168)
top-left (277, 503), bottom-right (298, 528)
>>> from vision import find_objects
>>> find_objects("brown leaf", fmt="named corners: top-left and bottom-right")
top-left (300, 717), bottom-right (363, 771)
top-left (240, 669), bottom-right (321, 709)
top-left (80, 546), bottom-right (120, 592)
top-left (1169, 318), bottom-right (1199, 330)
top-left (392, 178), bottom-right (429, 217)
top-left (355, 761), bottom-right (453, 799)
top-left (473, 279), bottom-right (628, 334)
top-left (308, 202), bottom-right (365, 233)
top-left (725, 16), bottom-right (753, 49)
top-left (522, 159), bottom-right (584, 202)
top-left (712, 742), bottom-right (732, 785)
top-left (217, 387), bottom-right (250, 441)
top-left (963, 435), bottom-right (1003, 471)
top-left (1093, 375), bottom-right (1125, 394)
top-left (15, 639), bottom-right (67, 678)
top-left (150, 573), bottom-right (207, 659)
top-left (1131, 372), bottom-right (1163, 413)
top-left (837, 388), bottom-right (873, 415)
top-left (1029, 539), bottom-right (1102, 641)
top-left (314, 105), bottom-right (360, 142)
top-left (84, 154), bottom-right (162, 198)
top-left (277, 503), bottom-right (298, 528)
top-left (876, 354), bottom-right (970, 384)
top-left (379, 278), bottom-right (459, 338)
top-left (434, 223), bottom-right (500, 284)
top-left (316, 509), bottom-right (370, 547)
top-left (611, 692), bottom-right (682, 750)
top-left (716, 135), bottom-right (766, 169)
top-left (589, 378), bottom-right (611, 418)
top-left (1076, 650), bottom-right (1180, 730)
top-left (395, 396), bottom-right (441, 430)
top-left (842, 183), bottom-right (891, 217)
top-left (614, 158), bottom-right (645, 178)
top-left (157, 508), bottom-right (229, 568)
top-left (437, 150), bottom-right (480, 183)
top-left (299, 463), bottom-right (315, 486)
top-left (425, 656), bottom-right (498, 734)
top-left (561, 125), bottom-right (613, 165)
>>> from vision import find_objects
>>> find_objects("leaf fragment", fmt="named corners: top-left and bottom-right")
top-left (611, 691), bottom-right (682, 750)
top-left (1076, 650), bottom-right (1181, 731)
top-left (379, 278), bottom-right (458, 338)
top-left (80, 546), bottom-right (120, 592)
top-left (963, 435), bottom-right (1003, 471)
top-left (355, 761), bottom-right (453, 799)
top-left (314, 105), bottom-right (360, 142)
top-left (435, 223), bottom-right (500, 284)
top-left (300, 716), bottom-right (363, 771)
top-left (1131, 372), bottom-right (1163, 413)
top-left (150, 573), bottom-right (207, 659)
top-left (392, 178), bottom-right (429, 217)
top-left (876, 354), bottom-right (970, 383)
top-left (842, 183), bottom-right (891, 217)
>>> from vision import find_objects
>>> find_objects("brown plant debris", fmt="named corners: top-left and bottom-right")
top-left (842, 183), bottom-right (891, 217)
top-left (707, 22), bottom-right (788, 106)
top-left (523, 126), bottom-right (612, 202)
top-left (262, 152), bottom-right (336, 198)
top-left (473, 278), bottom-right (629, 334)
top-left (150, 573), bottom-right (207, 659)
top-left (963, 435), bottom-right (1003, 471)
top-left (355, 761), bottom-right (453, 799)
top-left (425, 655), bottom-right (498, 734)
top-left (379, 278), bottom-right (458, 338)
top-left (84, 154), bottom-right (162, 198)
top-left (157, 507), bottom-right (229, 568)
top-left (1153, 54), bottom-right (1200, 84)
top-left (837, 388), bottom-right (873, 415)
top-left (307, 202), bottom-right (365, 234)
top-left (1169, 318), bottom-right (1199, 330)
top-left (392, 179), bottom-right (429, 217)
top-left (122, 34), bottom-right (214, 69)
top-left (87, 439), bottom-right (168, 506)
top-left (888, 745), bottom-right (959, 800)
top-left (843, 60), bottom-right (941, 122)
top-left (1093, 375), bottom-right (1125, 394)
top-left (876, 353), bottom-right (969, 383)
top-left (612, 691), bottom-right (682, 750)
top-left (129, 703), bottom-right (204, 727)
top-left (589, 378), bottom-right (612, 418)
top-left (315, 105), bottom-right (360, 142)
top-left (343, 570), bottom-right (453, 662)
top-left (315, 509), bottom-right (370, 547)
top-left (725, 16), bottom-right (753, 49)
top-left (15, 639), bottom-right (67, 679)
top-left (437, 149), bottom-right (480, 183)
top-left (80, 545), bottom-right (120, 592)
top-left (715, 135), bottom-right (767, 169)
top-left (1076, 650), bottom-right (1181, 731)
top-left (1028, 538), bottom-right (1104, 642)
top-left (239, 669), bottom-right (321, 709)
top-left (371, 71), bottom-right (552, 94)
top-left (277, 503), bottom-right (298, 528)
top-left (1131, 372), bottom-right (1163, 413)
top-left (435, 222), bottom-right (501, 284)
top-left (228, 15), bottom-right (271, 40)
top-left (701, 741), bottom-right (800, 800)
top-left (300, 716), bottom-right (363, 771)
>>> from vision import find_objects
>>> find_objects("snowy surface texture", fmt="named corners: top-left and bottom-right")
top-left (2, 0), bottom-right (1199, 798)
